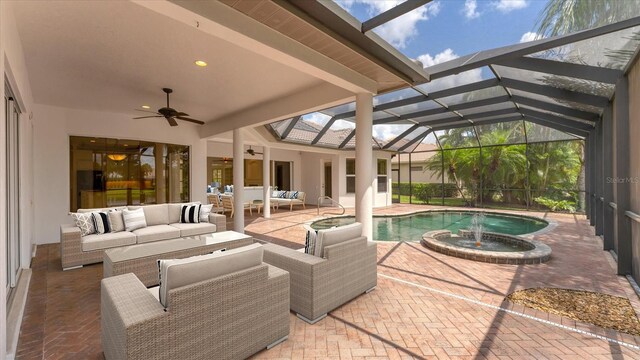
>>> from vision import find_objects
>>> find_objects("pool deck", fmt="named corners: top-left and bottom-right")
top-left (16, 204), bottom-right (640, 359)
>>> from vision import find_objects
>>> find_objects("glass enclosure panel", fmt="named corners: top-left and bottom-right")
top-left (519, 105), bottom-right (594, 125)
top-left (457, 102), bottom-right (516, 117)
top-left (321, 102), bottom-right (355, 116)
top-left (525, 121), bottom-right (580, 142)
top-left (316, 119), bottom-right (355, 148)
top-left (480, 144), bottom-right (527, 208)
top-left (374, 87), bottom-right (421, 106)
top-left (437, 86), bottom-right (508, 107)
top-left (70, 136), bottom-right (190, 212)
top-left (476, 121), bottom-right (526, 146)
top-left (283, 118), bottom-right (322, 144)
top-left (390, 126), bottom-right (430, 152)
top-left (415, 66), bottom-right (493, 93)
top-left (390, 100), bottom-right (441, 116)
top-left (528, 25), bottom-right (640, 70)
top-left (373, 124), bottom-right (413, 148)
top-left (510, 89), bottom-right (604, 114)
top-left (270, 118), bottom-right (293, 138)
top-left (494, 65), bottom-right (615, 98)
top-left (437, 126), bottom-right (479, 149)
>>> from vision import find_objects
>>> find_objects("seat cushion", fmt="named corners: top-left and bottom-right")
top-left (158, 243), bottom-right (263, 307)
top-left (148, 286), bottom-right (160, 301)
top-left (133, 225), bottom-right (181, 244)
top-left (81, 231), bottom-right (136, 252)
top-left (169, 222), bottom-right (216, 237)
top-left (316, 222), bottom-right (363, 257)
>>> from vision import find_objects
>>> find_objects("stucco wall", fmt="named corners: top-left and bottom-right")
top-left (32, 104), bottom-right (208, 244)
top-left (628, 59), bottom-right (640, 281)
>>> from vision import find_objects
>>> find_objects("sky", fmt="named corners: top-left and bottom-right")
top-left (317, 0), bottom-right (551, 141)
top-left (334, 0), bottom-right (547, 66)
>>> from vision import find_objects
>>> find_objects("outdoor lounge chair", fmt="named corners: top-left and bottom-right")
top-left (262, 222), bottom-right (377, 324)
top-left (101, 244), bottom-right (290, 360)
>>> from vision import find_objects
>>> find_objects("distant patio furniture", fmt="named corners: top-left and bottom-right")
top-left (262, 222), bottom-right (377, 324)
top-left (101, 244), bottom-right (290, 360)
top-left (220, 194), bottom-right (253, 218)
top-left (207, 194), bottom-right (224, 214)
top-left (270, 191), bottom-right (306, 211)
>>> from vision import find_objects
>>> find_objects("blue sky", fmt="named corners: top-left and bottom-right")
top-left (335, 0), bottom-right (548, 62)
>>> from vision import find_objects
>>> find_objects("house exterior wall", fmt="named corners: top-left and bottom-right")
top-left (392, 162), bottom-right (443, 184)
top-left (32, 104), bottom-right (208, 245)
top-left (628, 59), bottom-right (640, 282)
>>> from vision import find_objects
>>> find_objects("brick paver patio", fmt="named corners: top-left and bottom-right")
top-left (16, 205), bottom-right (640, 359)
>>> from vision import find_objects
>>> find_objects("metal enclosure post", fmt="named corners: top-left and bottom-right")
top-left (595, 120), bottom-right (604, 236)
top-left (584, 136), bottom-right (591, 219)
top-left (590, 130), bottom-right (597, 226)
top-left (409, 153), bottom-right (412, 204)
top-left (614, 76), bottom-right (631, 275)
top-left (602, 105), bottom-right (615, 250)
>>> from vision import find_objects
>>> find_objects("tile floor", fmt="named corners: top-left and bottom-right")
top-left (15, 204), bottom-right (640, 359)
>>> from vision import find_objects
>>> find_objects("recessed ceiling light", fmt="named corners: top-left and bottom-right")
top-left (90, 140), bottom-right (96, 143)
top-left (195, 60), bottom-right (207, 67)
top-left (141, 105), bottom-right (150, 109)
top-left (123, 144), bottom-right (128, 147)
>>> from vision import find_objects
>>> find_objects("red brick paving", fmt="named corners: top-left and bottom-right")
top-left (16, 205), bottom-right (640, 359)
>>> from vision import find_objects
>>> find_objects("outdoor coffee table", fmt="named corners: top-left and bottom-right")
top-left (103, 231), bottom-right (253, 287)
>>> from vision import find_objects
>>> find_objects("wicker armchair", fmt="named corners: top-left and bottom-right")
top-left (101, 254), bottom-right (290, 360)
top-left (262, 223), bottom-right (377, 324)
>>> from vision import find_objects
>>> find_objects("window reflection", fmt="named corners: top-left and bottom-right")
top-left (70, 136), bottom-right (189, 211)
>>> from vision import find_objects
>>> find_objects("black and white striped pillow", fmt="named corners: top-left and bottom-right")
top-left (180, 204), bottom-right (201, 224)
top-left (91, 212), bottom-right (111, 234)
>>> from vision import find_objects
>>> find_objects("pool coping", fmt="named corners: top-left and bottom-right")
top-left (305, 208), bottom-right (557, 243)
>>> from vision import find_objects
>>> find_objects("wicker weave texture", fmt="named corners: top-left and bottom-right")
top-left (103, 237), bottom-right (254, 287)
top-left (101, 264), bottom-right (289, 360)
top-left (61, 213), bottom-right (227, 270)
top-left (263, 237), bottom-right (377, 322)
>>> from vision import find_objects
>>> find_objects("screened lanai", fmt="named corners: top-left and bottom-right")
top-left (267, 16), bottom-right (639, 208)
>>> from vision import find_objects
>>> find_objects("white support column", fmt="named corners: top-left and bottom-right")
top-left (233, 129), bottom-right (245, 233)
top-left (262, 146), bottom-right (271, 218)
top-left (355, 92), bottom-right (374, 241)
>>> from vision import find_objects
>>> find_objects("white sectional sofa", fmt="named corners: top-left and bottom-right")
top-left (60, 203), bottom-right (226, 270)
top-left (271, 191), bottom-right (306, 211)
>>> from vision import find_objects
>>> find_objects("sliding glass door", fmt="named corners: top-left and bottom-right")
top-left (5, 82), bottom-right (21, 295)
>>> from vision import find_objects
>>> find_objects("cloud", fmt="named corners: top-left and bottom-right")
top-left (303, 113), bottom-right (331, 126)
top-left (463, 0), bottom-right (480, 19)
top-left (493, 0), bottom-right (528, 13)
top-left (336, 0), bottom-right (440, 49)
top-left (519, 31), bottom-right (541, 43)
top-left (416, 48), bottom-right (484, 97)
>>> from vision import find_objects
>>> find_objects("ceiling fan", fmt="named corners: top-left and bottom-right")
top-left (246, 146), bottom-right (263, 156)
top-left (133, 88), bottom-right (204, 127)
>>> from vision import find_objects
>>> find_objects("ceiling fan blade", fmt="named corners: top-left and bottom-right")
top-left (176, 116), bottom-right (205, 125)
top-left (166, 117), bottom-right (179, 127)
top-left (133, 116), bottom-right (163, 119)
top-left (134, 109), bottom-right (159, 114)
top-left (176, 111), bottom-right (190, 117)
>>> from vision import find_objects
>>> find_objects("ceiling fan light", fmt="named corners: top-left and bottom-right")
top-left (107, 154), bottom-right (127, 161)
top-left (195, 60), bottom-right (207, 67)
top-left (141, 105), bottom-right (151, 109)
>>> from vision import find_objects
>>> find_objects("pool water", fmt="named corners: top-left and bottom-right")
top-left (310, 211), bottom-right (548, 242)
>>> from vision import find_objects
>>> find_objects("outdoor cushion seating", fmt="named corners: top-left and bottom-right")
top-left (61, 203), bottom-right (227, 270)
top-left (270, 191), bottom-right (306, 211)
top-left (101, 243), bottom-right (290, 360)
top-left (262, 222), bottom-right (377, 324)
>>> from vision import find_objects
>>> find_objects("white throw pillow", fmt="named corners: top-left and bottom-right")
top-left (199, 204), bottom-right (213, 222)
top-left (108, 210), bottom-right (125, 232)
top-left (122, 208), bottom-right (147, 232)
top-left (71, 212), bottom-right (95, 236)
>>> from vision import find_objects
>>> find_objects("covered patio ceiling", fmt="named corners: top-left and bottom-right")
top-left (266, 15), bottom-right (640, 153)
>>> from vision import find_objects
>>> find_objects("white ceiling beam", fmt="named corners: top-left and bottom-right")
top-left (200, 82), bottom-right (354, 138)
top-left (134, 0), bottom-right (377, 94)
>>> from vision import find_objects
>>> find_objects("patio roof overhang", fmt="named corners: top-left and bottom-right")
top-left (265, 16), bottom-right (640, 153)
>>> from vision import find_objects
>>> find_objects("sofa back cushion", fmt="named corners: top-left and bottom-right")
top-left (130, 204), bottom-right (168, 226)
top-left (158, 243), bottom-right (263, 307)
top-left (316, 222), bottom-right (363, 257)
top-left (77, 206), bottom-right (126, 214)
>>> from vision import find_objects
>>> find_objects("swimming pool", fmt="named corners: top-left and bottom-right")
top-left (310, 211), bottom-right (548, 241)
